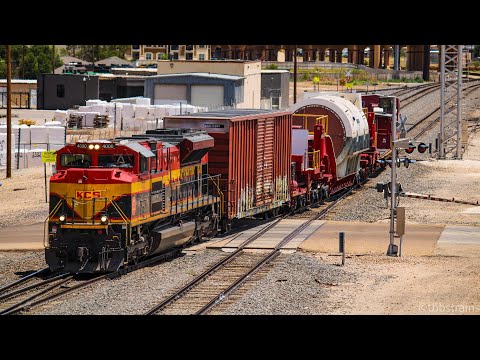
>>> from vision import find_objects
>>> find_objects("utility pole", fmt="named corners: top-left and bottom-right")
top-left (293, 46), bottom-right (297, 104)
top-left (387, 99), bottom-right (397, 256)
top-left (6, 45), bottom-right (12, 178)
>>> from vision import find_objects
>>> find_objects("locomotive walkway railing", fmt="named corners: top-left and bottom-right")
top-left (171, 174), bottom-right (223, 217)
top-left (43, 198), bottom-right (64, 248)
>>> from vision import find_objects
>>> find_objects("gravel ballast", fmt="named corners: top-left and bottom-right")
top-left (0, 251), bottom-right (45, 287)
top-left (36, 250), bottom-right (226, 315)
top-left (220, 252), bottom-right (355, 315)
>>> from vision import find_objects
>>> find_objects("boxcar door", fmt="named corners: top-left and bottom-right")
top-left (256, 118), bottom-right (274, 206)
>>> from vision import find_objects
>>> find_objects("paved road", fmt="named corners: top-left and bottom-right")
top-left (0, 223), bottom-right (44, 250)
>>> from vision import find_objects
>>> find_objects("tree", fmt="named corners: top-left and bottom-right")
top-left (0, 45), bottom-right (62, 79)
top-left (66, 45), bottom-right (79, 57)
top-left (76, 45), bottom-right (130, 62)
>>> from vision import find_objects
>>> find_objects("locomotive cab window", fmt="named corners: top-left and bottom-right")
top-left (140, 155), bottom-right (148, 173)
top-left (60, 154), bottom-right (91, 168)
top-left (98, 154), bottom-right (134, 168)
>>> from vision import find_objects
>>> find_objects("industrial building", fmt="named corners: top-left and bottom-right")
top-left (154, 60), bottom-right (261, 108)
top-left (260, 70), bottom-right (290, 109)
top-left (144, 73), bottom-right (245, 107)
top-left (37, 74), bottom-right (99, 110)
top-left (37, 60), bottom-right (283, 110)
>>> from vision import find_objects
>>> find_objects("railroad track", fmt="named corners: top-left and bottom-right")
top-left (145, 189), bottom-right (352, 315)
top-left (0, 268), bottom-right (49, 294)
top-left (390, 83), bottom-right (435, 97)
top-left (400, 84), bottom-right (441, 107)
top-left (408, 82), bottom-right (480, 140)
top-left (0, 249), bottom-right (181, 315)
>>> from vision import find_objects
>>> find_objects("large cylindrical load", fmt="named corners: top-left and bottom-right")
top-left (289, 94), bottom-right (370, 178)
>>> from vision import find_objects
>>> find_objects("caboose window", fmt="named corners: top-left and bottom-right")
top-left (98, 154), bottom-right (134, 168)
top-left (60, 154), bottom-right (91, 168)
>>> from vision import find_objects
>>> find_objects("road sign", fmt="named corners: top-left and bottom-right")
top-left (313, 76), bottom-right (320, 84)
top-left (42, 151), bottom-right (56, 163)
top-left (346, 82), bottom-right (353, 89)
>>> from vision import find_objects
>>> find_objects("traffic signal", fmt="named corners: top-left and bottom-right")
top-left (405, 143), bottom-right (415, 154)
top-left (417, 143), bottom-right (428, 154)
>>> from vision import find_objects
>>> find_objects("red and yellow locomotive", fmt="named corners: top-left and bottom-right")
top-left (46, 129), bottom-right (221, 273)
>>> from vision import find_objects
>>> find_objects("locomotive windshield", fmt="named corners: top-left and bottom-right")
top-left (98, 154), bottom-right (135, 168)
top-left (61, 154), bottom-right (92, 168)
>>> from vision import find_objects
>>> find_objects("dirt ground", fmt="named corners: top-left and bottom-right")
top-left (315, 252), bottom-right (480, 315)
top-left (0, 166), bottom-right (52, 228)
top-left (288, 81), bottom-right (415, 106)
top-left (0, 109), bottom-right (56, 125)
top-left (309, 127), bottom-right (480, 315)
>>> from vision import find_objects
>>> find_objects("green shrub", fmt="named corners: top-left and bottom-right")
top-left (265, 63), bottom-right (279, 70)
top-left (414, 77), bottom-right (424, 83)
top-left (301, 73), bottom-right (310, 81)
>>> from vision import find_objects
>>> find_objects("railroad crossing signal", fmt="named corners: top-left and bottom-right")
top-left (403, 142), bottom-right (428, 154)
top-left (405, 144), bottom-right (415, 154)
top-left (417, 143), bottom-right (428, 153)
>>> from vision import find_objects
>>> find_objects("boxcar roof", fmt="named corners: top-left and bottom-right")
top-left (167, 109), bottom-right (290, 120)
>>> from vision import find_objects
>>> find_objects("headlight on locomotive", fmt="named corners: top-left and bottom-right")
top-left (100, 215), bottom-right (108, 224)
top-left (59, 214), bottom-right (66, 223)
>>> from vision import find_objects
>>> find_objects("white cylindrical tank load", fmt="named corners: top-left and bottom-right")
top-left (289, 94), bottom-right (370, 179)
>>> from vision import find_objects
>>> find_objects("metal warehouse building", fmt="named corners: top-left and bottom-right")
top-left (144, 73), bottom-right (245, 108)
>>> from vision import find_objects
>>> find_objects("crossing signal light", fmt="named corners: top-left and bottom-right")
top-left (405, 143), bottom-right (415, 154)
top-left (417, 143), bottom-right (428, 154)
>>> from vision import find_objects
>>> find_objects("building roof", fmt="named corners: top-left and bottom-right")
top-left (158, 60), bottom-right (259, 64)
top-left (150, 72), bottom-right (244, 81)
top-left (261, 70), bottom-right (290, 74)
top-left (60, 56), bottom-right (85, 64)
top-left (111, 68), bottom-right (156, 74)
top-left (169, 109), bottom-right (280, 118)
top-left (55, 56), bottom-right (88, 74)
top-left (95, 56), bottom-right (131, 67)
top-left (0, 79), bottom-right (37, 84)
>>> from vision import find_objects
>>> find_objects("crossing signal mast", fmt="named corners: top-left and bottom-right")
top-left (377, 136), bottom-right (427, 257)
top-left (438, 45), bottom-right (464, 159)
